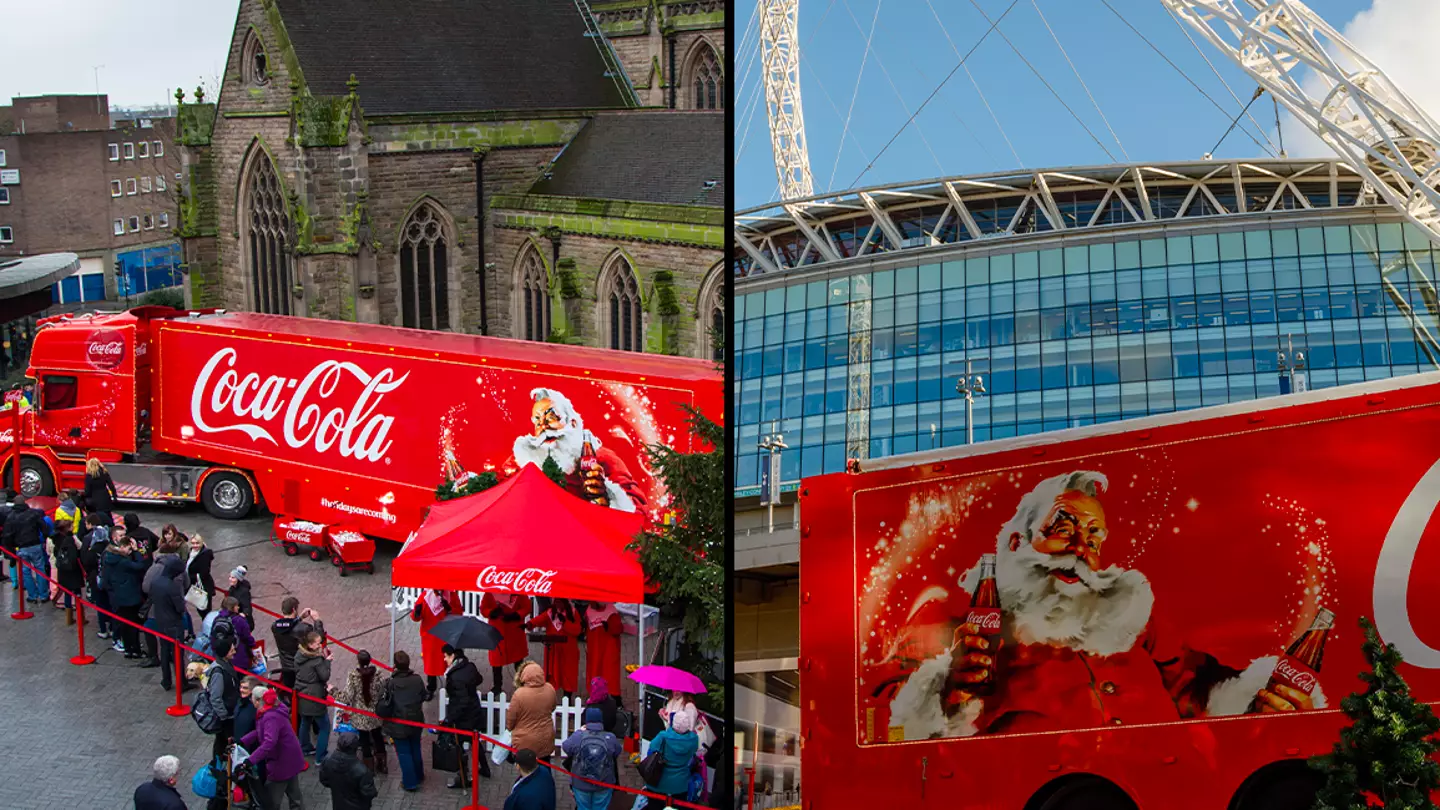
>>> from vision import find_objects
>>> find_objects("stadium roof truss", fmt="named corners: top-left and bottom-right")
top-left (734, 159), bottom-right (1379, 278)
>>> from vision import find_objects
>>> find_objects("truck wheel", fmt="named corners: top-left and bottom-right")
top-left (200, 471), bottom-right (254, 520)
top-left (15, 458), bottom-right (54, 499)
top-left (1230, 763), bottom-right (1322, 810)
top-left (1036, 777), bottom-right (1137, 810)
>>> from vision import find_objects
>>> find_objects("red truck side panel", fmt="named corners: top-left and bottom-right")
top-left (801, 373), bottom-right (1440, 810)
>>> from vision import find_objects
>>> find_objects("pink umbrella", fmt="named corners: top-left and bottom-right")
top-left (628, 665), bottom-right (707, 693)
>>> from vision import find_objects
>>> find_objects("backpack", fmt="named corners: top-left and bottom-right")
top-left (51, 535), bottom-right (79, 574)
top-left (571, 731), bottom-right (617, 787)
top-left (211, 612), bottom-right (236, 653)
top-left (192, 662), bottom-right (237, 734)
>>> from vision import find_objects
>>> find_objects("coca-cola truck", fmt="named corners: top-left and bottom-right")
top-left (800, 372), bottom-right (1440, 810)
top-left (10, 307), bottom-right (721, 543)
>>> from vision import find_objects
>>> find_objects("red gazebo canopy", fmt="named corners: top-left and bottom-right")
top-left (390, 463), bottom-right (645, 603)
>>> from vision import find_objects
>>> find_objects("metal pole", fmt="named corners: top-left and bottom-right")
top-left (637, 603), bottom-right (645, 752)
top-left (957, 359), bottom-right (986, 446)
top-left (758, 422), bottom-right (787, 533)
top-left (388, 589), bottom-right (397, 664)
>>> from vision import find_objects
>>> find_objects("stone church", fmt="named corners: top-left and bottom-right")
top-left (175, 0), bottom-right (725, 360)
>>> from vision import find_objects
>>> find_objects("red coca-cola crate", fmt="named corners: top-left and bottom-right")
top-left (272, 516), bottom-right (329, 561)
top-left (326, 527), bottom-right (375, 577)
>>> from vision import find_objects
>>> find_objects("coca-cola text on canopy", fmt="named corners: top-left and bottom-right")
top-left (476, 565), bottom-right (559, 595)
top-left (189, 347), bottom-right (408, 463)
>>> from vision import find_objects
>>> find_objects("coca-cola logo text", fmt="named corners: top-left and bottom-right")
top-left (285, 530), bottom-right (320, 543)
top-left (1273, 657), bottom-right (1319, 695)
top-left (966, 607), bottom-right (1003, 634)
top-left (189, 348), bottom-right (409, 463)
top-left (86, 329), bottom-right (127, 370)
top-left (476, 566), bottom-right (558, 595)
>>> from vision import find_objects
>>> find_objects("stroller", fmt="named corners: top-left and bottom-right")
top-left (229, 744), bottom-right (266, 809)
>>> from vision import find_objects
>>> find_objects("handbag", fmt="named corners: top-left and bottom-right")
top-left (432, 731), bottom-right (463, 772)
top-left (637, 738), bottom-right (666, 786)
top-left (185, 583), bottom-right (209, 611)
top-left (191, 756), bottom-right (222, 798)
top-left (489, 728), bottom-right (511, 766)
top-left (375, 682), bottom-right (396, 719)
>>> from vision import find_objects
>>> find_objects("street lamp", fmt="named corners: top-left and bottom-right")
top-left (1278, 333), bottom-right (1308, 394)
top-left (758, 421), bottom-right (788, 533)
top-left (955, 359), bottom-right (987, 445)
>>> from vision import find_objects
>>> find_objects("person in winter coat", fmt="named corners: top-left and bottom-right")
top-left (295, 630), bottom-right (334, 763)
top-left (46, 496), bottom-right (81, 605)
top-left (644, 710), bottom-right (701, 802)
top-left (217, 596), bottom-right (260, 673)
top-left (133, 755), bottom-right (187, 810)
top-left (561, 707), bottom-right (623, 810)
top-left (140, 536), bottom-right (183, 667)
top-left (6, 497), bottom-right (51, 604)
top-left (102, 531), bottom-right (149, 659)
top-left (159, 523), bottom-right (187, 559)
top-left (526, 598), bottom-right (581, 698)
top-left (126, 514), bottom-right (161, 559)
top-left (83, 458), bottom-right (118, 526)
top-left (273, 597), bottom-right (325, 693)
top-left (334, 650), bottom-right (388, 774)
top-left (508, 662), bottom-right (558, 761)
top-left (584, 602), bottom-right (624, 702)
top-left (52, 492), bottom-right (83, 536)
top-left (659, 691), bottom-right (700, 735)
top-left (227, 565), bottom-right (254, 626)
top-left (183, 531), bottom-right (214, 630)
top-left (239, 687), bottom-right (308, 810)
top-left (204, 636), bottom-right (242, 810)
top-left (503, 749), bottom-right (556, 810)
top-left (80, 514), bottom-right (111, 639)
top-left (318, 732), bottom-right (379, 810)
top-left (149, 555), bottom-right (187, 691)
top-left (481, 592), bottom-right (531, 694)
top-left (441, 644), bottom-right (491, 788)
top-left (48, 522), bottom-right (84, 625)
top-left (583, 677), bottom-right (618, 733)
top-left (409, 589), bottom-right (458, 699)
top-left (382, 651), bottom-right (428, 792)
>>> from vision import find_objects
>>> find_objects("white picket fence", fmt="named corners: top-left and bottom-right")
top-left (440, 690), bottom-right (592, 748)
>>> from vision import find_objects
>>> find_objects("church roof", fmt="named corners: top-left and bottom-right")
top-left (530, 111), bottom-right (724, 208)
top-left (275, 0), bottom-right (629, 115)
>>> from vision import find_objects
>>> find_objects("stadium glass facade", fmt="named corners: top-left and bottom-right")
top-left (734, 218), bottom-right (1439, 492)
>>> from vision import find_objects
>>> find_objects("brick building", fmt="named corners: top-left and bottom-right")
top-left (0, 95), bottom-right (184, 305)
top-left (176, 0), bottom-right (724, 359)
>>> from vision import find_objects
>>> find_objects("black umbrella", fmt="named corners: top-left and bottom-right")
top-left (426, 615), bottom-right (503, 651)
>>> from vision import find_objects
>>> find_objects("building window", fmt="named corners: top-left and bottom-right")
top-left (398, 202), bottom-right (451, 330)
top-left (138, 141), bottom-right (149, 158)
top-left (158, 212), bottom-right (169, 228)
top-left (0, 188), bottom-right (8, 205)
top-left (143, 214), bottom-right (154, 230)
top-left (0, 149), bottom-right (6, 167)
top-left (141, 176), bottom-right (152, 193)
top-left (123, 143), bottom-right (135, 160)
top-left (127, 216), bottom-right (140, 232)
top-left (109, 144), bottom-right (119, 161)
top-left (113, 219), bottom-right (124, 236)
top-left (698, 263), bottom-right (724, 362)
top-left (244, 31), bottom-right (271, 86)
top-left (0, 226), bottom-right (11, 243)
top-left (153, 141), bottom-right (163, 157)
top-left (110, 180), bottom-right (122, 197)
top-left (242, 150), bottom-right (293, 315)
top-left (689, 42), bottom-right (723, 110)
top-left (155, 175), bottom-right (166, 192)
top-left (515, 245), bottom-right (550, 342)
top-left (126, 178), bottom-right (137, 195)
top-left (599, 255), bottom-right (643, 352)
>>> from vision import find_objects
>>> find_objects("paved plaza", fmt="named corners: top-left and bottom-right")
top-left (0, 505), bottom-right (657, 809)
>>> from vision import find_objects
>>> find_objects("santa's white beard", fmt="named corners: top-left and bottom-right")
top-left (967, 539), bottom-right (1153, 657)
top-left (513, 427), bottom-right (584, 474)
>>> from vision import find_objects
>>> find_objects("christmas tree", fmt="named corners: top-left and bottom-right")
top-left (1311, 616), bottom-right (1440, 810)
top-left (540, 455), bottom-right (569, 490)
top-left (435, 470), bottom-right (498, 501)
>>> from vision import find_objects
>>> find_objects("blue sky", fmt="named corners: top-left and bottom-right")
top-left (734, 0), bottom-right (1437, 211)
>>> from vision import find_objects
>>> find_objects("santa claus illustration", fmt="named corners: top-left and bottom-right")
top-left (881, 470), bottom-right (1323, 740)
top-left (509, 387), bottom-right (645, 513)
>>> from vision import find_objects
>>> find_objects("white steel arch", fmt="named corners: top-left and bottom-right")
top-left (760, 0), bottom-right (815, 200)
top-left (1165, 0), bottom-right (1440, 245)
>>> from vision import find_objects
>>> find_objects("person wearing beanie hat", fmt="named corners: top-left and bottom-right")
top-left (644, 700), bottom-right (701, 802)
top-left (241, 681), bottom-right (307, 808)
top-left (227, 565), bottom-right (254, 626)
top-left (319, 731), bottom-right (379, 810)
top-left (560, 706), bottom-right (623, 810)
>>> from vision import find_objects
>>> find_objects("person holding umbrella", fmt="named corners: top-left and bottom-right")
top-left (411, 589), bottom-right (459, 700)
top-left (440, 644), bottom-right (492, 787)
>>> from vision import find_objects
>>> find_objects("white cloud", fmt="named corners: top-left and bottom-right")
top-left (1279, 0), bottom-right (1440, 158)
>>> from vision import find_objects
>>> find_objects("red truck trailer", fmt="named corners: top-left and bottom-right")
top-left (800, 372), bottom-right (1440, 810)
top-left (8, 307), bottom-right (721, 544)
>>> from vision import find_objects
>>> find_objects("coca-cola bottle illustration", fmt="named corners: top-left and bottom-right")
top-left (1250, 606), bottom-right (1334, 713)
top-left (578, 432), bottom-right (609, 507)
top-left (962, 553), bottom-right (1003, 697)
top-left (443, 449), bottom-right (470, 485)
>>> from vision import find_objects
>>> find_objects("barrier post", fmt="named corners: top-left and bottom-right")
top-left (459, 730), bottom-right (482, 810)
top-left (165, 639), bottom-right (188, 717)
top-left (69, 600), bottom-right (95, 665)
top-left (9, 553), bottom-right (32, 621)
top-left (746, 766), bottom-right (756, 810)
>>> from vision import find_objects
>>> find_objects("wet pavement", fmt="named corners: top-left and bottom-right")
top-left (0, 504), bottom-right (654, 809)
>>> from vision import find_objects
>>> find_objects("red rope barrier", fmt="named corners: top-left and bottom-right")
top-left (214, 584), bottom-right (395, 672)
top-left (0, 545), bottom-right (708, 809)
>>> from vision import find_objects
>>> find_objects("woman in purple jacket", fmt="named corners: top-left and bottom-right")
top-left (240, 687), bottom-right (308, 809)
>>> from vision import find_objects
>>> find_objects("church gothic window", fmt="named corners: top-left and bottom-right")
top-left (698, 263), bottom-right (724, 362)
top-left (599, 256), bottom-right (642, 352)
top-left (242, 151), bottom-right (292, 315)
top-left (398, 202), bottom-right (451, 331)
top-left (517, 246), bottom-right (550, 342)
top-left (690, 43), bottom-right (722, 110)
top-left (243, 31), bottom-right (269, 86)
